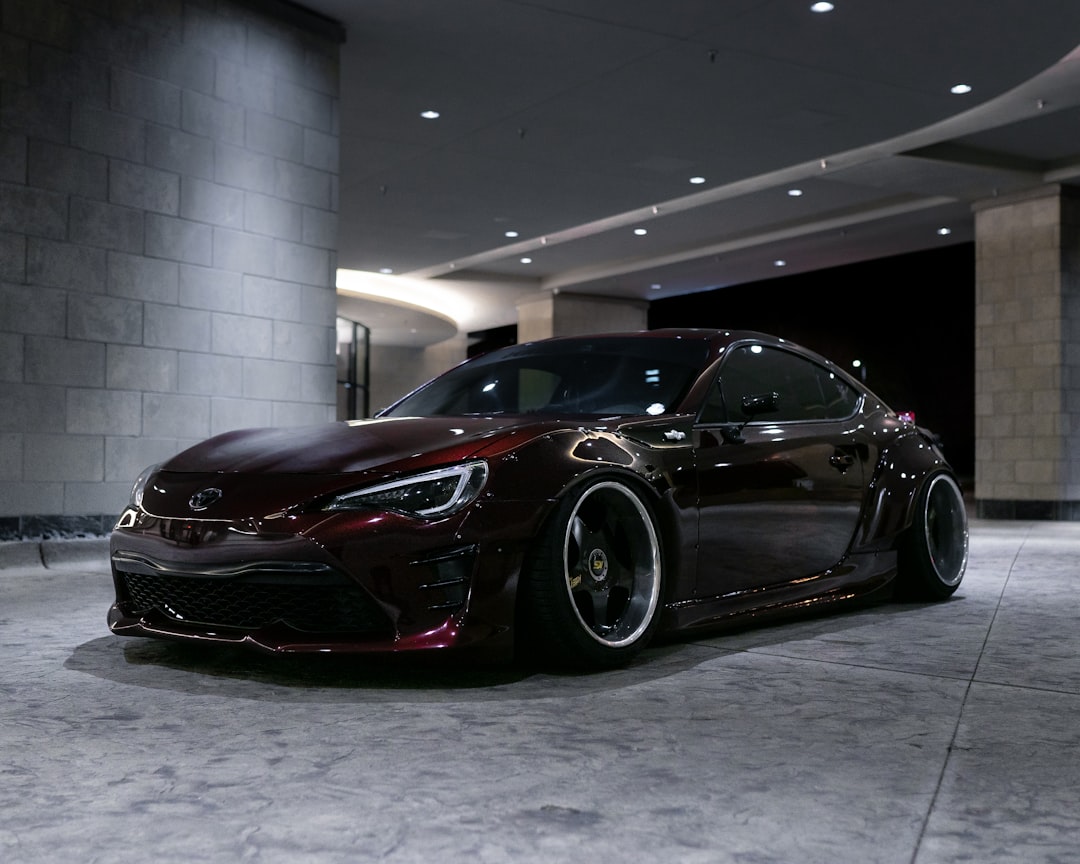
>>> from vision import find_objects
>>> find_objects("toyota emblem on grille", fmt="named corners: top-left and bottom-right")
top-left (188, 487), bottom-right (223, 511)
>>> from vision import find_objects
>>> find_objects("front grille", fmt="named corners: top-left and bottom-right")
top-left (117, 569), bottom-right (391, 634)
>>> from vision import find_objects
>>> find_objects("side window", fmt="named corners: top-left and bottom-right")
top-left (519, 368), bottom-right (560, 411)
top-left (700, 344), bottom-right (860, 423)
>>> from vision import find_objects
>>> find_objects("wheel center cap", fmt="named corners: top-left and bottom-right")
top-left (587, 548), bottom-right (609, 583)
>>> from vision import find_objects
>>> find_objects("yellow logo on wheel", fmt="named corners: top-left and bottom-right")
top-left (587, 548), bottom-right (609, 580)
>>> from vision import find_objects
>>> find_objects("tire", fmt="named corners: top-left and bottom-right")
top-left (897, 472), bottom-right (968, 600)
top-left (521, 477), bottom-right (664, 669)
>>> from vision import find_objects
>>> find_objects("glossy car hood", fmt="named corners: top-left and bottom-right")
top-left (162, 416), bottom-right (538, 475)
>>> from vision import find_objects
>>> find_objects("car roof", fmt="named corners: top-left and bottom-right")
top-left (524, 328), bottom-right (811, 359)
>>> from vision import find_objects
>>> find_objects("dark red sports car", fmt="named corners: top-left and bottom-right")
top-left (108, 329), bottom-right (968, 668)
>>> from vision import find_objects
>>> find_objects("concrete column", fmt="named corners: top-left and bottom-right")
top-left (0, 0), bottom-right (342, 538)
top-left (974, 185), bottom-right (1080, 519)
top-left (516, 291), bottom-right (648, 343)
top-left (367, 336), bottom-right (469, 416)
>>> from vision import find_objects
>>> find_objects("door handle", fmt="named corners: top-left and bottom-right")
top-left (829, 449), bottom-right (856, 472)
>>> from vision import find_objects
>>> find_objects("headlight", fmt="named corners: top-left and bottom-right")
top-left (129, 463), bottom-right (160, 509)
top-left (324, 461), bottom-right (488, 518)
top-left (115, 463), bottom-right (160, 529)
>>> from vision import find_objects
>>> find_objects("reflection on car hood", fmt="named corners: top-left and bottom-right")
top-left (162, 416), bottom-right (541, 475)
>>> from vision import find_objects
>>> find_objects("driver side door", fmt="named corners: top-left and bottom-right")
top-left (692, 343), bottom-right (868, 599)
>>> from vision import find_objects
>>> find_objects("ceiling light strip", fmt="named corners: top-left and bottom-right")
top-left (336, 270), bottom-right (469, 327)
top-left (405, 50), bottom-right (1080, 283)
top-left (541, 196), bottom-right (958, 291)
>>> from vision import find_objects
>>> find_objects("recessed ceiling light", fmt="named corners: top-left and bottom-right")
top-left (950, 84), bottom-right (972, 95)
top-left (787, 188), bottom-right (803, 197)
top-left (520, 257), bottom-right (532, 264)
top-left (937, 227), bottom-right (952, 236)
top-left (505, 230), bottom-right (519, 238)
top-left (774, 259), bottom-right (787, 267)
top-left (689, 176), bottom-right (706, 185)
top-left (420, 109), bottom-right (440, 119)
top-left (634, 228), bottom-right (648, 236)
top-left (650, 284), bottom-right (662, 291)
top-left (378, 268), bottom-right (394, 274)
top-left (811, 2), bottom-right (835, 12)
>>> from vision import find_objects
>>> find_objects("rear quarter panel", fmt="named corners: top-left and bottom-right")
top-left (854, 428), bottom-right (957, 551)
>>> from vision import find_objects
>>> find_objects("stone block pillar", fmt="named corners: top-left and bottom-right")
top-left (974, 185), bottom-right (1080, 519)
top-left (0, 0), bottom-right (342, 538)
top-left (516, 291), bottom-right (648, 343)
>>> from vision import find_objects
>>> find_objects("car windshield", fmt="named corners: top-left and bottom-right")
top-left (382, 336), bottom-right (710, 418)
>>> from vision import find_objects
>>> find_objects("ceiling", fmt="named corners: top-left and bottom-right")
top-left (302, 0), bottom-right (1080, 346)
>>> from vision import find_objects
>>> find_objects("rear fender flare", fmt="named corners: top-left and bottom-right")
top-left (855, 432), bottom-right (954, 550)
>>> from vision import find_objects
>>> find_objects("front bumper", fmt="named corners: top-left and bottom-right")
top-left (107, 499), bottom-right (545, 657)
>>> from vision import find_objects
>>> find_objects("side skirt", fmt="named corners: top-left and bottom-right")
top-left (660, 550), bottom-right (897, 635)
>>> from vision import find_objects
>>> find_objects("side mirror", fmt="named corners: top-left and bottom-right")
top-left (718, 392), bottom-right (781, 445)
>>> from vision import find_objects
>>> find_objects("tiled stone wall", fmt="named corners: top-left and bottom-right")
top-left (0, 0), bottom-right (341, 537)
top-left (974, 185), bottom-right (1080, 519)
top-left (517, 292), bottom-right (649, 344)
top-left (1065, 193), bottom-right (1080, 505)
top-left (369, 337), bottom-right (469, 417)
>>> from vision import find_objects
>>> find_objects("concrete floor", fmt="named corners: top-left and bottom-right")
top-left (1, 520), bottom-right (1079, 864)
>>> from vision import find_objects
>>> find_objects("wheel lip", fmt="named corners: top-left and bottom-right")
top-left (923, 473), bottom-right (969, 588)
top-left (560, 480), bottom-right (662, 649)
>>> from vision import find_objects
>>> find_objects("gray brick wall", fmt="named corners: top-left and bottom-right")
top-left (974, 185), bottom-right (1080, 514)
top-left (0, 0), bottom-right (341, 537)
